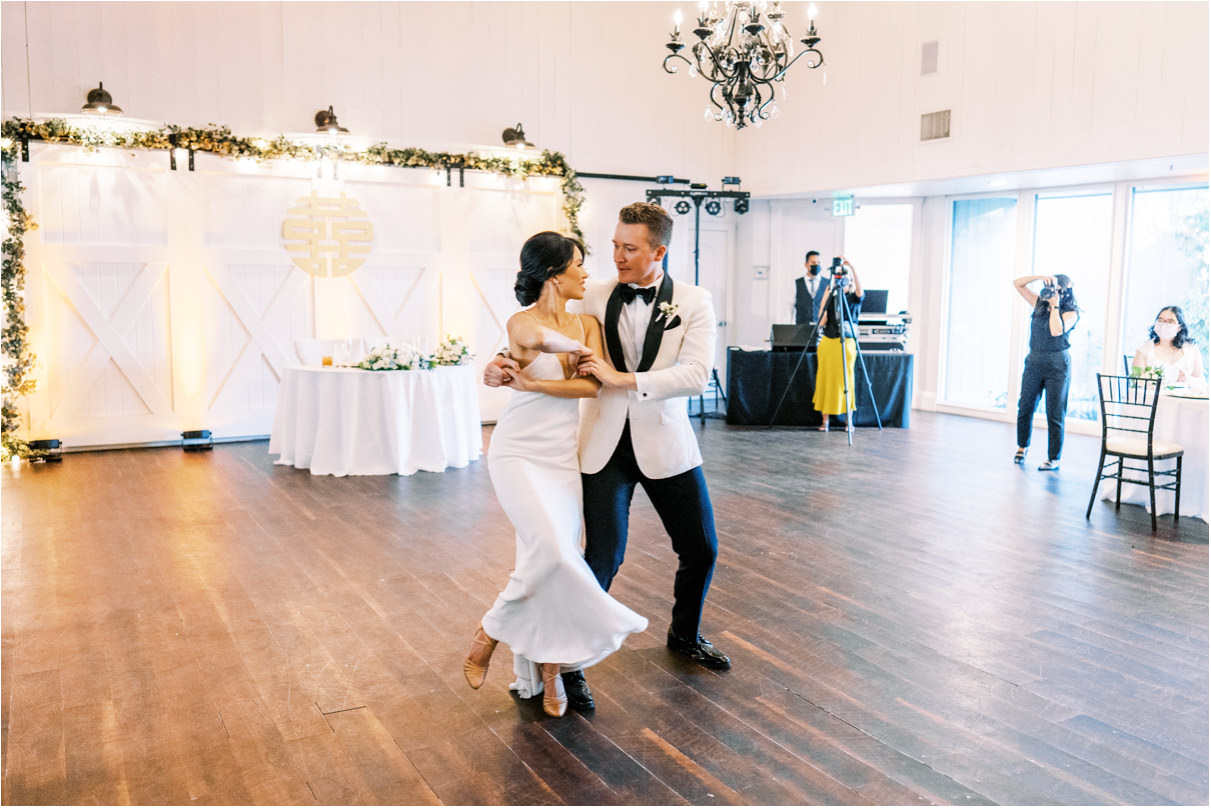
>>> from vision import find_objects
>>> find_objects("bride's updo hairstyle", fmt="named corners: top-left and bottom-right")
top-left (515, 231), bottom-right (585, 306)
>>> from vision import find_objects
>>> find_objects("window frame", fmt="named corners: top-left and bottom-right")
top-left (934, 176), bottom-right (1207, 438)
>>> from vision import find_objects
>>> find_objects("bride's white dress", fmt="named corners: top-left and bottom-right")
top-left (481, 350), bottom-right (647, 698)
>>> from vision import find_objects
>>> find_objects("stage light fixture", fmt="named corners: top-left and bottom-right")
top-left (28, 439), bottom-right (63, 462)
top-left (182, 430), bottom-right (213, 452)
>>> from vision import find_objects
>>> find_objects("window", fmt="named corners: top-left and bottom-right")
top-left (1031, 191), bottom-right (1113, 420)
top-left (843, 204), bottom-right (914, 314)
top-left (941, 198), bottom-right (1018, 410)
top-left (1121, 185), bottom-right (1210, 374)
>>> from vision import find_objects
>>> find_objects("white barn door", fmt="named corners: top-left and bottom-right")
top-left (20, 144), bottom-right (561, 447)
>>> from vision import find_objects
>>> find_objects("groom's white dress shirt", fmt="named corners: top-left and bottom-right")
top-left (618, 276), bottom-right (662, 375)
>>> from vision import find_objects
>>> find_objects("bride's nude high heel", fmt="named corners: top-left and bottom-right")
top-left (540, 663), bottom-right (567, 718)
top-left (463, 623), bottom-right (498, 689)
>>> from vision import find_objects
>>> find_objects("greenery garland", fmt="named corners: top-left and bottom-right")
top-left (0, 117), bottom-right (587, 458)
top-left (1, 141), bottom-right (39, 460)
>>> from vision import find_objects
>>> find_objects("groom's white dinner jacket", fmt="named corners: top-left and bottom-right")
top-left (570, 276), bottom-right (717, 479)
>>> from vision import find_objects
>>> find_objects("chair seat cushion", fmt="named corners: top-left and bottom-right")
top-left (1106, 435), bottom-right (1184, 457)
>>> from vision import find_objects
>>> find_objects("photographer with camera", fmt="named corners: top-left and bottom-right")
top-left (1012, 274), bottom-right (1080, 471)
top-left (813, 256), bottom-right (864, 432)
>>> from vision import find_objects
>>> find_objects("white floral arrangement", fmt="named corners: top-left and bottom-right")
top-left (657, 301), bottom-right (680, 323)
top-left (352, 341), bottom-right (432, 371)
top-left (430, 335), bottom-right (473, 366)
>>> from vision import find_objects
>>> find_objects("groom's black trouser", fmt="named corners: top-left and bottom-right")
top-left (581, 422), bottom-right (718, 640)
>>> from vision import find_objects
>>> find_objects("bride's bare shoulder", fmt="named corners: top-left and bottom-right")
top-left (577, 313), bottom-right (602, 335)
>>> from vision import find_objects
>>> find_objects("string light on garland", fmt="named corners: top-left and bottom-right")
top-left (0, 116), bottom-right (586, 458)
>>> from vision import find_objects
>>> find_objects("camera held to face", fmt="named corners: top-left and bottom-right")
top-left (830, 256), bottom-right (848, 279)
top-left (1038, 284), bottom-right (1057, 300)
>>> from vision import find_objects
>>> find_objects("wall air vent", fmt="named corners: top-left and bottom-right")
top-left (921, 41), bottom-right (939, 75)
top-left (920, 109), bottom-right (951, 141)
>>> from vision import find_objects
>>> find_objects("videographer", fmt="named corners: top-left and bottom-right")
top-left (1012, 274), bottom-right (1079, 471)
top-left (812, 257), bottom-right (864, 432)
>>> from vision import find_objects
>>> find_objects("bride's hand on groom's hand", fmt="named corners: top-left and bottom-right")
top-left (484, 355), bottom-right (521, 388)
top-left (578, 355), bottom-right (620, 387)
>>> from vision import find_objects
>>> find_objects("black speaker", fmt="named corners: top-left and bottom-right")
top-left (770, 324), bottom-right (815, 352)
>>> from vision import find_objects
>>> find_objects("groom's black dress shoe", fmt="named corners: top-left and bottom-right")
top-left (667, 630), bottom-right (731, 669)
top-left (561, 670), bottom-right (595, 711)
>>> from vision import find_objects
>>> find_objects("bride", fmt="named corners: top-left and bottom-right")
top-left (463, 231), bottom-right (647, 718)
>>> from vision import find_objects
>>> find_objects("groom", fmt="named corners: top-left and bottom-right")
top-left (486, 202), bottom-right (728, 712)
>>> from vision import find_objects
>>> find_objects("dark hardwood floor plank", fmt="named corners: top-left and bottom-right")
top-left (4, 669), bottom-right (67, 806)
top-left (324, 707), bottom-right (442, 805)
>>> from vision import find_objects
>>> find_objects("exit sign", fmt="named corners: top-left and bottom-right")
top-left (833, 195), bottom-right (855, 217)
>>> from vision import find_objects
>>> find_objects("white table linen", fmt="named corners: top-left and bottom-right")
top-left (1099, 392), bottom-right (1208, 522)
top-left (269, 365), bottom-right (482, 476)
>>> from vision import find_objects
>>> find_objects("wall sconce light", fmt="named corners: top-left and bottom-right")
top-left (81, 82), bottom-right (124, 116)
top-left (314, 106), bottom-right (349, 134)
top-left (28, 439), bottom-right (63, 462)
top-left (182, 430), bottom-right (213, 452)
top-left (167, 133), bottom-right (195, 171)
top-left (501, 123), bottom-right (534, 150)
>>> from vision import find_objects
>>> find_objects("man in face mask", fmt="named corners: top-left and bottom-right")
top-left (794, 251), bottom-right (828, 340)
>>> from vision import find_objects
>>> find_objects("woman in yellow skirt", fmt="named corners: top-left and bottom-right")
top-left (813, 257), bottom-right (864, 432)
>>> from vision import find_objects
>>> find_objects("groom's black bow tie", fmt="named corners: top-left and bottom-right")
top-left (618, 285), bottom-right (656, 305)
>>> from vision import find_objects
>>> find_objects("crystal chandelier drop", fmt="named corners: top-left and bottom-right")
top-left (664, 1), bottom-right (824, 130)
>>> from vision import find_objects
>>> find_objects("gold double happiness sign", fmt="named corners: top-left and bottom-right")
top-left (282, 191), bottom-right (374, 277)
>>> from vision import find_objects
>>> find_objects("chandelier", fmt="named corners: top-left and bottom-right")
top-left (664, 1), bottom-right (824, 130)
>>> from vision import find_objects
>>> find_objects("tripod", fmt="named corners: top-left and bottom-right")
top-left (767, 273), bottom-right (883, 445)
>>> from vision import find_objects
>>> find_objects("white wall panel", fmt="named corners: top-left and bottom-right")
top-left (1, 1), bottom-right (734, 181)
top-left (18, 141), bottom-right (564, 446)
top-left (733, 1), bottom-right (1206, 195)
top-left (1, 1), bottom-right (1203, 195)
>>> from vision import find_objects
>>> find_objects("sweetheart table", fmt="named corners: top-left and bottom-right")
top-left (269, 365), bottom-right (482, 476)
top-left (1098, 391), bottom-right (1208, 522)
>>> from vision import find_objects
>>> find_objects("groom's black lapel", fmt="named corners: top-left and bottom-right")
top-left (604, 284), bottom-right (628, 372)
top-left (636, 273), bottom-right (675, 373)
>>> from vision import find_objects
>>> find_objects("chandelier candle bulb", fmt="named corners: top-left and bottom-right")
top-left (673, 9), bottom-right (682, 35)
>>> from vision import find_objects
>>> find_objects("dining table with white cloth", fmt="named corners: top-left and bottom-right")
top-left (269, 364), bottom-right (482, 476)
top-left (1098, 390), bottom-right (1208, 522)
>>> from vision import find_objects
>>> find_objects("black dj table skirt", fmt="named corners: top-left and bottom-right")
top-left (725, 348), bottom-right (914, 427)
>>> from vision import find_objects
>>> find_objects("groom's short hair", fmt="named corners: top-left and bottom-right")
top-left (619, 202), bottom-right (673, 248)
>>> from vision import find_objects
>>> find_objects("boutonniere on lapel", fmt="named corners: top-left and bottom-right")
top-left (657, 301), bottom-right (682, 330)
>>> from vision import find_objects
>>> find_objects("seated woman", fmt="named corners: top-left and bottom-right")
top-left (1132, 305), bottom-right (1204, 384)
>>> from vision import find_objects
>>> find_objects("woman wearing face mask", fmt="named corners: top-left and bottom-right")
top-left (1012, 274), bottom-right (1080, 471)
top-left (1132, 305), bottom-right (1204, 384)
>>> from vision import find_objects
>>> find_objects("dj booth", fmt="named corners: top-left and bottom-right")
top-left (725, 347), bottom-right (914, 427)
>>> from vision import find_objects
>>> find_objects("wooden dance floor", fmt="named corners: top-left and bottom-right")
top-left (2, 412), bottom-right (1207, 805)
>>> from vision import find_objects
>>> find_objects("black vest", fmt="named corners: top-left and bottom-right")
top-left (795, 276), bottom-right (823, 325)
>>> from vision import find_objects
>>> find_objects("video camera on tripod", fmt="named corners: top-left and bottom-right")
top-left (829, 256), bottom-right (850, 288)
